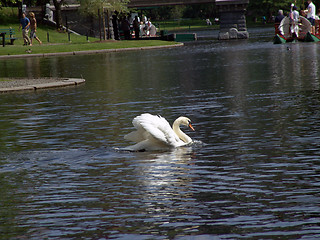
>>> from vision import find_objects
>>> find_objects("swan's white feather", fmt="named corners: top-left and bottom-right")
top-left (124, 113), bottom-right (189, 151)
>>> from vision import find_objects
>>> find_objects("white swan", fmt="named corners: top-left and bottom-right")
top-left (124, 113), bottom-right (195, 151)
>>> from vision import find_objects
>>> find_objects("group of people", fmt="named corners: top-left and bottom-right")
top-left (19, 11), bottom-right (154, 43)
top-left (133, 15), bottom-right (157, 39)
top-left (275, 0), bottom-right (318, 37)
top-left (113, 13), bottom-right (156, 40)
top-left (19, 12), bottom-right (42, 46)
top-left (126, 15), bottom-right (156, 39)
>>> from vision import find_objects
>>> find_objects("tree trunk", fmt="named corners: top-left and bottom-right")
top-left (106, 10), bottom-right (110, 40)
top-left (102, 9), bottom-right (106, 40)
top-left (52, 0), bottom-right (65, 29)
top-left (98, 9), bottom-right (102, 40)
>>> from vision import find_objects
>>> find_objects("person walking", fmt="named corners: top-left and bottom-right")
top-left (29, 12), bottom-right (42, 46)
top-left (19, 12), bottom-right (31, 45)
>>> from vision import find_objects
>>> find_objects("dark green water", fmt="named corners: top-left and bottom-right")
top-left (1, 29), bottom-right (320, 239)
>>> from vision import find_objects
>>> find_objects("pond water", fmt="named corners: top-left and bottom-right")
top-left (1, 28), bottom-right (320, 239)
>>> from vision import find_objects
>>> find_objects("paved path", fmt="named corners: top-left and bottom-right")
top-left (0, 78), bottom-right (85, 93)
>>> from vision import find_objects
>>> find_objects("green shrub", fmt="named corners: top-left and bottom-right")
top-left (0, 7), bottom-right (18, 24)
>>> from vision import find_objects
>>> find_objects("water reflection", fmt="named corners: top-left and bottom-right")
top-left (137, 147), bottom-right (194, 192)
top-left (1, 31), bottom-right (320, 239)
top-left (135, 148), bottom-right (195, 226)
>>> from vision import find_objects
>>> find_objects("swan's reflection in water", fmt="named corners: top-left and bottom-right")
top-left (133, 147), bottom-right (201, 230)
top-left (138, 146), bottom-right (194, 184)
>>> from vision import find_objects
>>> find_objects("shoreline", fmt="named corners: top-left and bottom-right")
top-left (0, 78), bottom-right (85, 93)
top-left (0, 43), bottom-right (184, 59)
top-left (0, 43), bottom-right (183, 93)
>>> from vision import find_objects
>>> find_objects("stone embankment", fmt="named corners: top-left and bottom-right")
top-left (0, 78), bottom-right (85, 93)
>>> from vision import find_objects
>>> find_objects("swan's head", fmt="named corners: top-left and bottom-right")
top-left (176, 116), bottom-right (195, 131)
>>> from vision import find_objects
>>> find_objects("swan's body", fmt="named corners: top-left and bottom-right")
top-left (124, 113), bottom-right (194, 151)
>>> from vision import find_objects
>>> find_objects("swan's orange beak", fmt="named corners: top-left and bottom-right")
top-left (189, 123), bottom-right (195, 131)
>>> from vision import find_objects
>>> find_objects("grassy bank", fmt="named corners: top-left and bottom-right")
top-left (0, 7), bottom-right (180, 57)
top-left (0, 22), bottom-right (179, 56)
top-left (155, 18), bottom-right (218, 32)
top-left (1, 6), bottom-right (95, 45)
top-left (0, 39), bottom-right (179, 56)
top-left (0, 23), bottom-right (98, 45)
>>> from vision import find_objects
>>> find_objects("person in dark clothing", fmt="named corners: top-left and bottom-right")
top-left (19, 12), bottom-right (31, 45)
top-left (275, 9), bottom-right (285, 23)
top-left (121, 17), bottom-right (131, 40)
top-left (112, 11), bottom-right (120, 40)
top-left (133, 16), bottom-right (140, 39)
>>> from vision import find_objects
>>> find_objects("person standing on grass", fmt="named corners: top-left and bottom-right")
top-left (133, 16), bottom-right (140, 39)
top-left (121, 16), bottom-right (131, 40)
top-left (29, 12), bottom-right (42, 45)
top-left (19, 12), bottom-right (31, 45)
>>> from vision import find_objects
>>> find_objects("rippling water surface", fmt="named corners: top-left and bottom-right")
top-left (1, 29), bottom-right (320, 239)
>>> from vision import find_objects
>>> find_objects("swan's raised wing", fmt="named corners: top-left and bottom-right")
top-left (125, 113), bottom-right (181, 147)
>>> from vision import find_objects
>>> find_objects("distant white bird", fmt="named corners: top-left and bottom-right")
top-left (124, 113), bottom-right (195, 151)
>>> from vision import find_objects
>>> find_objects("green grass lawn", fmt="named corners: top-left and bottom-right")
top-left (0, 39), bottom-right (179, 56)
top-left (0, 7), bottom-right (189, 57)
top-left (0, 23), bottom-right (180, 56)
top-left (154, 19), bottom-right (218, 32)
top-left (1, 23), bottom-right (97, 44)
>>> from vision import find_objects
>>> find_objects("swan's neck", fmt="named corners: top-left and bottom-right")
top-left (172, 120), bottom-right (192, 143)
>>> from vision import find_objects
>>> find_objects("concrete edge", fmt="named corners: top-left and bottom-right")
top-left (0, 43), bottom-right (184, 59)
top-left (0, 78), bottom-right (85, 93)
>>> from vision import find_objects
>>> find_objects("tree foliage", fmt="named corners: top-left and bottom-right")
top-left (142, 4), bottom-right (216, 21)
top-left (247, 0), bottom-right (318, 20)
top-left (78, 0), bottom-right (129, 40)
top-left (79, 0), bottom-right (129, 17)
top-left (0, 0), bottom-right (19, 7)
top-left (0, 0), bottom-right (48, 7)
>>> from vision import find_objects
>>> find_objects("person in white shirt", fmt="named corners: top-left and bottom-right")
top-left (305, 0), bottom-right (316, 34)
top-left (290, 5), bottom-right (300, 37)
